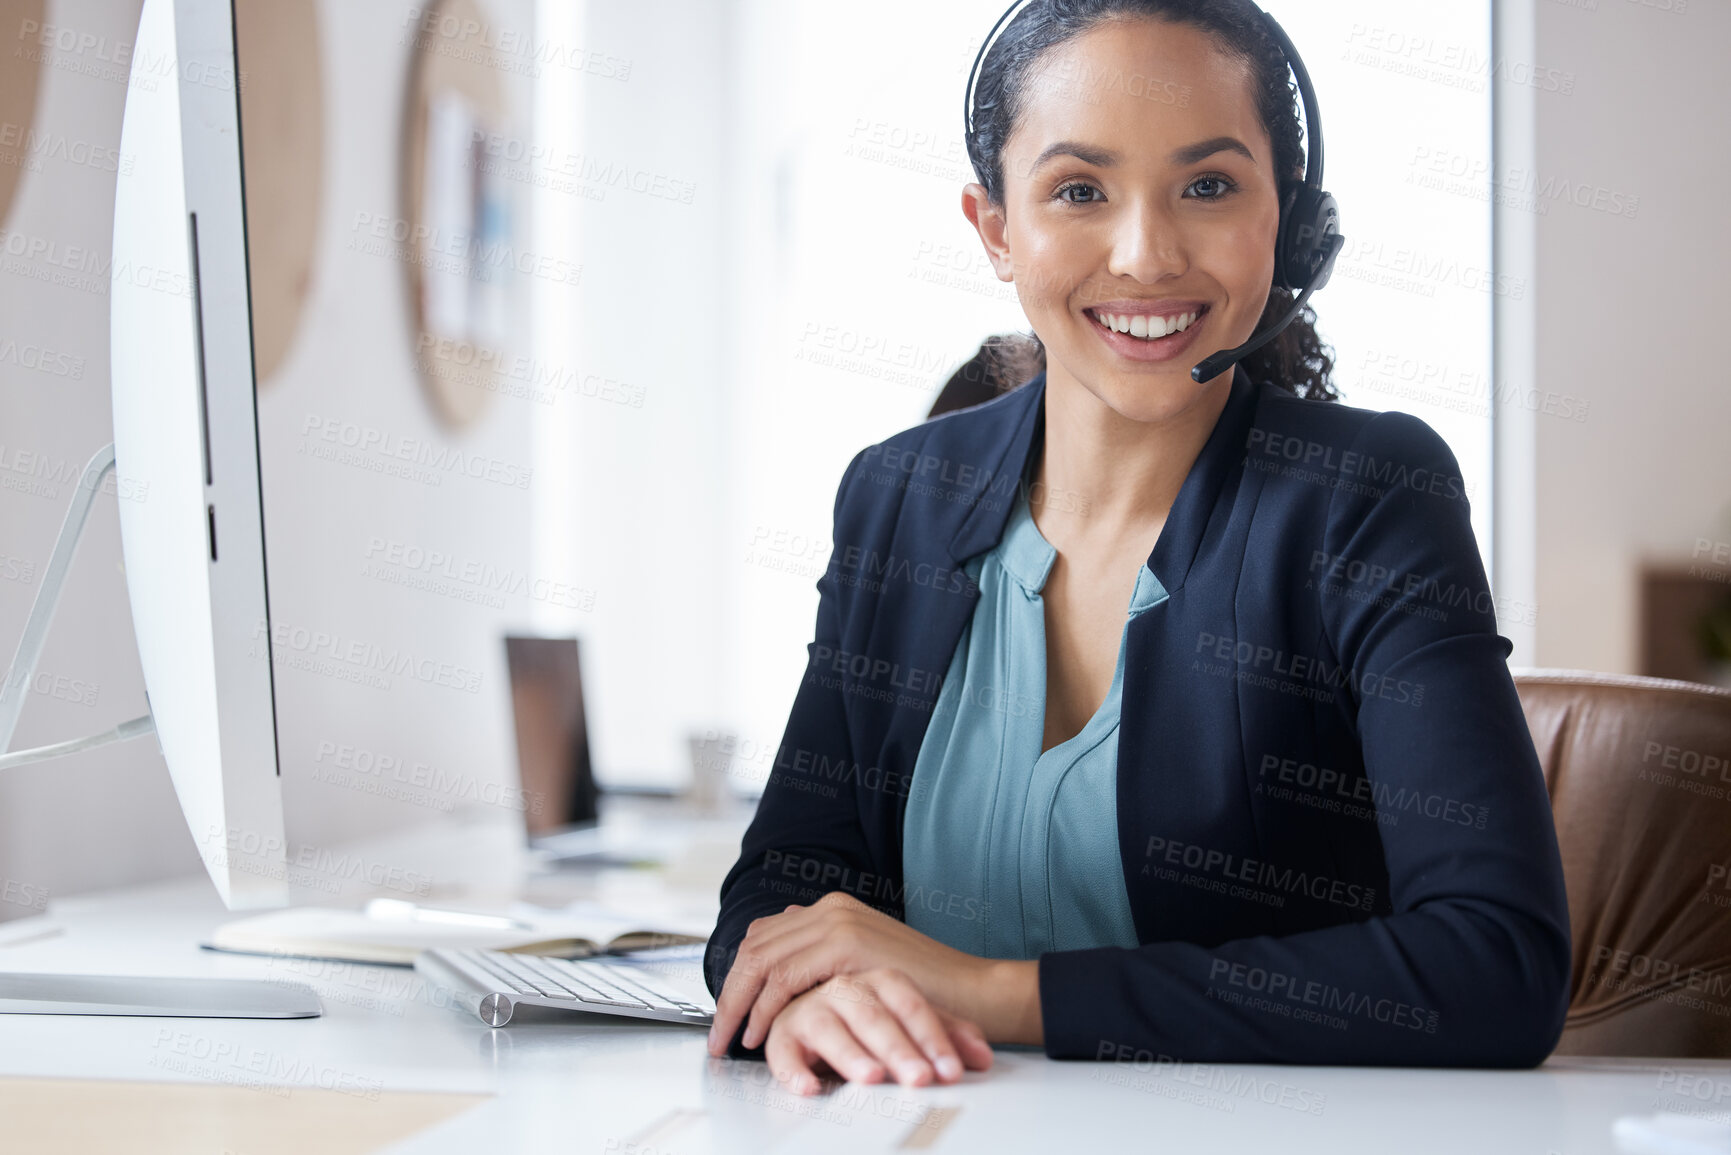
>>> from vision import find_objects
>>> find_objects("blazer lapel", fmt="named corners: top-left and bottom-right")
top-left (944, 371), bottom-right (1048, 567)
top-left (866, 375), bottom-right (1047, 874)
top-left (1118, 365), bottom-right (1265, 946)
top-left (1147, 364), bottom-right (1258, 594)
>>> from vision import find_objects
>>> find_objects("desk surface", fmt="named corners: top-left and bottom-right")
top-left (0, 806), bottom-right (1723, 1154)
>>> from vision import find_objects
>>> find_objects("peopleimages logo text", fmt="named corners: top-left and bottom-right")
top-left (300, 415), bottom-right (532, 489)
top-left (1245, 429), bottom-right (1468, 501)
top-left (1208, 958), bottom-right (1440, 1034)
top-left (1145, 836), bottom-right (1377, 911)
top-left (1195, 632), bottom-right (1424, 706)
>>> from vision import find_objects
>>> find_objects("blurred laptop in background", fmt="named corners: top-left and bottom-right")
top-left (504, 636), bottom-right (603, 857)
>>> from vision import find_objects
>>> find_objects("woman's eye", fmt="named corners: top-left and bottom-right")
top-left (1187, 174), bottom-right (1237, 200)
top-left (1054, 181), bottom-right (1102, 205)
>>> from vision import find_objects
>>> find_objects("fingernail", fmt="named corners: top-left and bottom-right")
top-left (936, 1055), bottom-right (962, 1079)
top-left (707, 1027), bottom-right (717, 1050)
top-left (898, 1062), bottom-right (928, 1085)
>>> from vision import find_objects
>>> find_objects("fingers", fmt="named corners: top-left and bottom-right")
top-left (742, 941), bottom-right (840, 1049)
top-left (938, 1007), bottom-right (995, 1072)
top-left (709, 915), bottom-right (782, 1055)
top-left (712, 896), bottom-right (980, 1063)
top-left (863, 972), bottom-right (962, 1083)
top-left (810, 972), bottom-right (982, 1088)
top-left (757, 973), bottom-right (994, 1098)
top-left (766, 998), bottom-right (885, 1096)
top-left (762, 1023), bottom-right (824, 1097)
top-left (822, 976), bottom-right (937, 1087)
top-left (736, 916), bottom-right (880, 1049)
top-left (709, 907), bottom-right (833, 1056)
top-left (708, 959), bottom-right (764, 1056)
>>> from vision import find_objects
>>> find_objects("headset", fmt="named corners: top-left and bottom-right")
top-left (963, 1), bottom-right (1344, 384)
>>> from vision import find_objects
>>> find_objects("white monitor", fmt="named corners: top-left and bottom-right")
top-left (109, 0), bottom-right (288, 911)
top-left (0, 0), bottom-right (315, 1020)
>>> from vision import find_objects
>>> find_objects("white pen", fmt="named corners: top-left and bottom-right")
top-left (365, 898), bottom-right (535, 931)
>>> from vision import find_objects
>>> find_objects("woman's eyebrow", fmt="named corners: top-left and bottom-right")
top-left (1029, 135), bottom-right (1255, 172)
top-left (1030, 140), bottom-right (1121, 171)
top-left (1170, 135), bottom-right (1256, 166)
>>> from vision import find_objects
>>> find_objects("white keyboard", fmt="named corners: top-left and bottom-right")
top-left (415, 947), bottom-right (715, 1028)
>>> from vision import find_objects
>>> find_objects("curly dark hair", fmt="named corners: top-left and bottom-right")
top-left (964, 0), bottom-right (1337, 401)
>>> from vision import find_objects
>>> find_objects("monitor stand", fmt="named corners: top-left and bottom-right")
top-left (0, 445), bottom-right (321, 1019)
top-left (0, 973), bottom-right (320, 1019)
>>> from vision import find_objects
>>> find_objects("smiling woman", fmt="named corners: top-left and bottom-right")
top-left (707, 0), bottom-right (1570, 1097)
top-left (964, 0), bottom-right (1337, 404)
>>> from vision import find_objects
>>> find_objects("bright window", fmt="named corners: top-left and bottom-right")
top-left (540, 1), bottom-right (1494, 790)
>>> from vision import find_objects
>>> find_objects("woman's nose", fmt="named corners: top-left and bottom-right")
top-left (1105, 199), bottom-right (1189, 283)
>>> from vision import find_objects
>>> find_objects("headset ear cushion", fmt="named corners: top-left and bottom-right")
top-left (1273, 183), bottom-right (1301, 292)
top-left (1275, 185), bottom-right (1340, 293)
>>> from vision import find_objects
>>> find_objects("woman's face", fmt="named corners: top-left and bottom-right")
top-left (964, 17), bottom-right (1282, 426)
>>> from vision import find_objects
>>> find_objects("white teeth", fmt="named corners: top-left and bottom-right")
top-left (1096, 310), bottom-right (1200, 340)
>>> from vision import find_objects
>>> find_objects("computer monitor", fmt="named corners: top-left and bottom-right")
top-left (111, 0), bottom-right (288, 911)
top-left (0, 0), bottom-right (316, 1019)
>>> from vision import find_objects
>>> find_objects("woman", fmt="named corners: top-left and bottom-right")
top-left (704, 0), bottom-right (1571, 1095)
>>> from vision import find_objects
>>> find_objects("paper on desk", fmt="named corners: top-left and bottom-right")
top-left (0, 1076), bottom-right (487, 1155)
top-left (204, 904), bottom-right (708, 966)
top-left (1614, 1112), bottom-right (1731, 1155)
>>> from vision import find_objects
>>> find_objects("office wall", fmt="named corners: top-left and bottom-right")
top-left (0, 0), bottom-right (167, 918)
top-left (1531, 0), bottom-right (1731, 673)
top-left (3, 0), bottom-right (1722, 921)
top-left (540, 0), bottom-right (732, 790)
top-left (0, 0), bottom-right (537, 917)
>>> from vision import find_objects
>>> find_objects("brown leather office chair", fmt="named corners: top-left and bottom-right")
top-left (1514, 669), bottom-right (1731, 1057)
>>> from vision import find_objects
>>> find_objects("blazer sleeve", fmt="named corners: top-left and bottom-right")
top-left (1037, 411), bottom-right (1573, 1067)
top-left (705, 447), bottom-right (885, 1024)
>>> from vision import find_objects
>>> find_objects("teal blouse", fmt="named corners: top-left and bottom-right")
top-left (901, 484), bottom-right (1168, 960)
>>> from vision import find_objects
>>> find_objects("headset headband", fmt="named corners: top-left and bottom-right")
top-left (963, 1), bottom-right (1324, 192)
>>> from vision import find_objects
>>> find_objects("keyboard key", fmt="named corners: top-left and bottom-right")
top-left (526, 957), bottom-right (649, 1009)
top-left (513, 955), bottom-right (619, 1005)
top-left (441, 948), bottom-right (711, 1018)
top-left (588, 964), bottom-right (683, 1011)
top-left (546, 960), bottom-right (650, 1009)
top-left (473, 951), bottom-right (580, 1001)
top-left (423, 948), bottom-right (716, 1026)
top-left (494, 956), bottom-right (578, 1001)
top-left (462, 951), bottom-right (541, 996)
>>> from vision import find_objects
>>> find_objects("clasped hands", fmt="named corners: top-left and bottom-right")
top-left (705, 891), bottom-right (1041, 1096)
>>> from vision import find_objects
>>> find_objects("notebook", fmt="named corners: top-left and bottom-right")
top-left (203, 901), bottom-right (708, 967)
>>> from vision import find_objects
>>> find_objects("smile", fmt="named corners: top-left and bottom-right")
top-left (1086, 306), bottom-right (1205, 340)
top-left (1081, 302), bottom-right (1212, 363)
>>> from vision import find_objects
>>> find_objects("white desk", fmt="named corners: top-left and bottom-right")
top-left (0, 804), bottom-right (1723, 1154)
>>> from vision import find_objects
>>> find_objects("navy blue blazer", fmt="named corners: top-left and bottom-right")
top-left (706, 364), bottom-right (1572, 1067)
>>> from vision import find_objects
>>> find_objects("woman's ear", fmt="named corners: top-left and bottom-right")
top-left (961, 182), bottom-right (1015, 283)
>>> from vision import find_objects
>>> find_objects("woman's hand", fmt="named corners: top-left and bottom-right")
top-left (708, 891), bottom-right (993, 1055)
top-left (763, 968), bottom-right (994, 1096)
